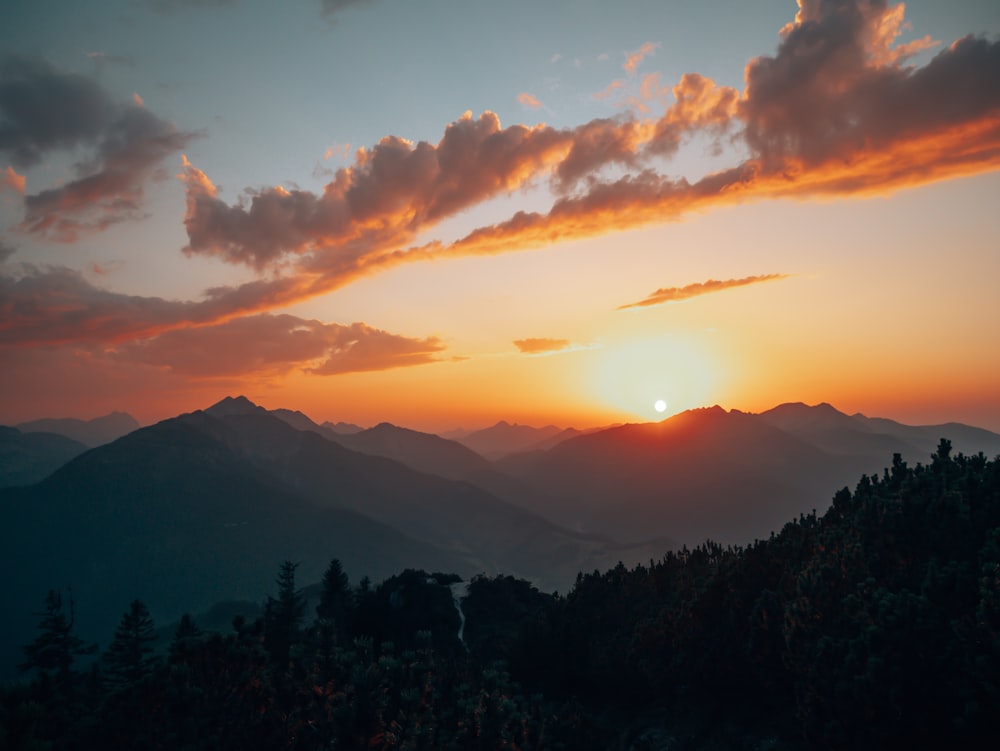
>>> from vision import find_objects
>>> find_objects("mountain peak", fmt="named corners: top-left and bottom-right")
top-left (205, 395), bottom-right (266, 418)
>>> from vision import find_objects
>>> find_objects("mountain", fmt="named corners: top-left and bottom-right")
top-left (16, 411), bottom-right (140, 447)
top-left (851, 413), bottom-right (1000, 458)
top-left (0, 409), bottom-right (472, 680)
top-left (0, 426), bottom-right (88, 487)
top-left (194, 402), bottom-right (665, 587)
top-left (0, 397), bottom-right (666, 677)
top-left (325, 422), bottom-right (492, 481)
top-left (492, 403), bottom-right (1000, 546)
top-left (322, 420), bottom-right (365, 435)
top-left (454, 421), bottom-right (571, 460)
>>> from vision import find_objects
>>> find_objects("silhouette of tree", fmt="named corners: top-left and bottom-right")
top-left (104, 599), bottom-right (158, 688)
top-left (18, 589), bottom-right (96, 687)
top-left (316, 557), bottom-right (352, 633)
top-left (264, 560), bottom-right (304, 669)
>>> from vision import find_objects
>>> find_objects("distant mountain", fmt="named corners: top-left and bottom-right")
top-left (16, 411), bottom-right (139, 447)
top-left (326, 422), bottom-right (492, 481)
top-left (322, 420), bottom-right (365, 435)
top-left (0, 426), bottom-right (88, 487)
top-left (454, 421), bottom-right (571, 460)
top-left (495, 406), bottom-right (841, 545)
top-left (851, 412), bottom-right (1000, 458)
top-left (0, 409), bottom-right (471, 680)
top-left (0, 397), bottom-right (665, 678)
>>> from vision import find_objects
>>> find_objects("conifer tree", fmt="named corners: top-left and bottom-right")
top-left (317, 557), bottom-right (352, 632)
top-left (19, 589), bottom-right (96, 688)
top-left (264, 560), bottom-right (305, 668)
top-left (104, 599), bottom-right (158, 688)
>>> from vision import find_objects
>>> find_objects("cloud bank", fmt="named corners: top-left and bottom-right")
top-left (4, 1), bottom-right (998, 382)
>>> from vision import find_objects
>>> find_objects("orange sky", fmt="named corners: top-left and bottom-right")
top-left (1, 0), bottom-right (999, 433)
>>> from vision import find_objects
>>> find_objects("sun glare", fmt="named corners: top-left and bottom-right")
top-left (590, 335), bottom-right (721, 422)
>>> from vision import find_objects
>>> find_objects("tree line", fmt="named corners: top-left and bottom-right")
top-left (2, 440), bottom-right (998, 749)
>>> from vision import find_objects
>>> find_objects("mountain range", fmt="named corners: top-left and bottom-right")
top-left (2, 396), bottom-right (999, 679)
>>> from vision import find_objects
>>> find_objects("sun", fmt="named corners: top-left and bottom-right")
top-left (654, 399), bottom-right (667, 413)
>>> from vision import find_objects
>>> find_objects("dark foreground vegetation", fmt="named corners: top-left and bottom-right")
top-left (2, 440), bottom-right (998, 749)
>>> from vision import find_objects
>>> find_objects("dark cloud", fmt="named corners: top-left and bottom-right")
top-left (513, 338), bottom-right (572, 355)
top-left (618, 274), bottom-right (792, 310)
top-left (22, 106), bottom-right (197, 241)
top-left (1, 56), bottom-right (197, 240)
top-left (0, 56), bottom-right (115, 168)
top-left (116, 313), bottom-right (444, 377)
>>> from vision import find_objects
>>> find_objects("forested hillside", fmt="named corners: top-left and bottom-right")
top-left (2, 441), bottom-right (997, 749)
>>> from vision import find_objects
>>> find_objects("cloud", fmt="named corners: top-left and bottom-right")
top-left (623, 42), bottom-right (659, 75)
top-left (513, 337), bottom-right (571, 355)
top-left (0, 240), bottom-right (15, 264)
top-left (0, 56), bottom-right (115, 167)
top-left (618, 274), bottom-right (793, 310)
top-left (115, 313), bottom-right (445, 377)
top-left (518, 93), bottom-right (543, 110)
top-left (21, 106), bottom-right (198, 241)
top-left (1, 166), bottom-right (25, 194)
top-left (179, 111), bottom-right (575, 270)
top-left (0, 56), bottom-right (197, 241)
top-left (8, 2), bottom-right (999, 355)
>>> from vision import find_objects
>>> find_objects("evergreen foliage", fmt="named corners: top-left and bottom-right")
top-left (103, 599), bottom-right (158, 689)
top-left (2, 444), bottom-right (999, 749)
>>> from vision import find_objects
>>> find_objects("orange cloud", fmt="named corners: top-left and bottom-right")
top-left (116, 314), bottom-right (445, 377)
top-left (617, 274), bottom-right (792, 310)
top-left (518, 93), bottom-right (543, 110)
top-left (7, 2), bottom-right (999, 356)
top-left (623, 42), bottom-right (658, 75)
top-left (1, 166), bottom-right (25, 194)
top-left (513, 337), bottom-right (571, 355)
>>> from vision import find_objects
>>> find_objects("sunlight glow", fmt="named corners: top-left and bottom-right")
top-left (589, 335), bottom-right (721, 422)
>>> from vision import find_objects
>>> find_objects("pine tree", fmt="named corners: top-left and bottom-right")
top-left (317, 557), bottom-right (352, 634)
top-left (264, 560), bottom-right (305, 668)
top-left (19, 589), bottom-right (96, 688)
top-left (104, 599), bottom-right (158, 688)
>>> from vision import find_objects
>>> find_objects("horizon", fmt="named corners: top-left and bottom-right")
top-left (11, 394), bottom-right (1000, 439)
top-left (2, 1), bottom-right (998, 434)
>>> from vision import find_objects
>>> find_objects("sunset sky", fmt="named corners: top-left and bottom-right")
top-left (1, 0), bottom-right (998, 433)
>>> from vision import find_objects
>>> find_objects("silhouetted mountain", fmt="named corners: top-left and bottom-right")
top-left (0, 410), bottom-right (470, 680)
top-left (199, 403), bottom-right (664, 590)
top-left (852, 412), bottom-right (1000, 457)
top-left (321, 420), bottom-right (365, 435)
top-left (326, 422), bottom-right (492, 481)
top-left (0, 398), bottom-right (665, 678)
top-left (0, 426), bottom-right (88, 487)
top-left (16, 411), bottom-right (139, 447)
top-left (454, 421), bottom-right (569, 460)
top-left (269, 407), bottom-right (325, 433)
